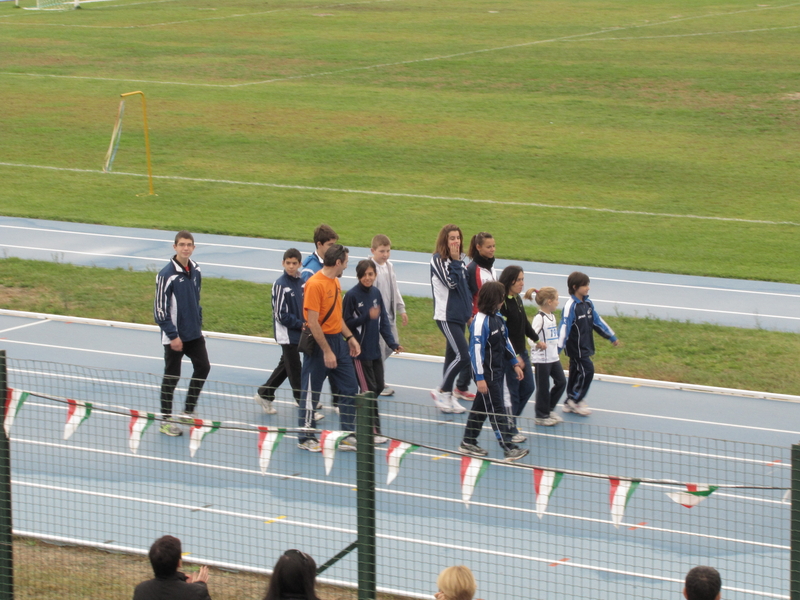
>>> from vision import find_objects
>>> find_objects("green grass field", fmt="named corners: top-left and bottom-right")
top-left (1, 0), bottom-right (799, 282)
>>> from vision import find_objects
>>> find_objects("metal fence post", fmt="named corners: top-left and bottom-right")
top-left (0, 351), bottom-right (13, 600)
top-left (356, 392), bottom-right (376, 600)
top-left (791, 443), bottom-right (800, 600)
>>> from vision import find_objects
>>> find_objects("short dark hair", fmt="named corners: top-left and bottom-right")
top-left (174, 231), bottom-right (194, 245)
top-left (263, 549), bottom-right (320, 600)
top-left (356, 259), bottom-right (377, 280)
top-left (685, 566), bottom-right (721, 600)
top-left (313, 224), bottom-right (338, 248)
top-left (567, 271), bottom-right (590, 296)
top-left (148, 535), bottom-right (182, 578)
top-left (323, 244), bottom-right (349, 267)
top-left (477, 281), bottom-right (506, 316)
top-left (283, 248), bottom-right (302, 262)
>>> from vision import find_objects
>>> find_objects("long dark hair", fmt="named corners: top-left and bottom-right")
top-left (434, 224), bottom-right (463, 259)
top-left (498, 265), bottom-right (523, 296)
top-left (467, 232), bottom-right (493, 261)
top-left (263, 550), bottom-right (320, 600)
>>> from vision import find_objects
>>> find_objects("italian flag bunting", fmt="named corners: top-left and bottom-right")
top-left (386, 440), bottom-right (419, 485)
top-left (609, 478), bottom-right (639, 528)
top-left (533, 468), bottom-right (563, 519)
top-left (320, 430), bottom-right (352, 475)
top-left (189, 420), bottom-right (221, 458)
top-left (128, 410), bottom-right (155, 454)
top-left (257, 426), bottom-right (285, 474)
top-left (63, 399), bottom-right (92, 440)
top-left (4, 388), bottom-right (29, 436)
top-left (460, 455), bottom-right (489, 506)
top-left (667, 484), bottom-right (718, 508)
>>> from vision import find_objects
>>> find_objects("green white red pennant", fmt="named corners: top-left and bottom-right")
top-left (4, 388), bottom-right (29, 436)
top-left (667, 484), bottom-right (718, 508)
top-left (257, 426), bottom-right (285, 474)
top-left (189, 419), bottom-right (220, 458)
top-left (128, 410), bottom-right (155, 454)
top-left (63, 399), bottom-right (92, 440)
top-left (320, 430), bottom-right (352, 475)
top-left (460, 455), bottom-right (489, 505)
top-left (386, 440), bottom-right (419, 485)
top-left (609, 478), bottom-right (639, 528)
top-left (533, 468), bottom-right (563, 518)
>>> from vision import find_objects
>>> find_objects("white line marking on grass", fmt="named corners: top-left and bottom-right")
top-left (568, 24), bottom-right (800, 42)
top-left (1, 162), bottom-right (796, 227)
top-left (2, 1), bottom-right (798, 88)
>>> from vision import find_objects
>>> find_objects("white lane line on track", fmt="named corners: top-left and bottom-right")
top-left (12, 451), bottom-right (787, 553)
top-left (1, 161), bottom-right (797, 227)
top-left (0, 320), bottom-right (50, 335)
top-left (590, 298), bottom-right (800, 322)
top-left (2, 222), bottom-right (799, 298)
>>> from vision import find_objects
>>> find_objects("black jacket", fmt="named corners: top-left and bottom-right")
top-left (133, 572), bottom-right (211, 600)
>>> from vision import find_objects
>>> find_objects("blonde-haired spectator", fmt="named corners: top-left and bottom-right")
top-left (435, 565), bottom-right (480, 600)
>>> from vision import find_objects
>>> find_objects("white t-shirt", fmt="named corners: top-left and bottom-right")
top-left (531, 312), bottom-right (559, 363)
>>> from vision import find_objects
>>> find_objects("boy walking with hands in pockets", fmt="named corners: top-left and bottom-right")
top-left (370, 234), bottom-right (408, 396)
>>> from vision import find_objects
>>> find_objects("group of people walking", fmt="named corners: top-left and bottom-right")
top-left (152, 224), bottom-right (620, 461)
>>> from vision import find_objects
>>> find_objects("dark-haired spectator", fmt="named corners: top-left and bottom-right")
top-left (263, 549), bottom-right (320, 600)
top-left (133, 535), bottom-right (211, 600)
top-left (256, 248), bottom-right (304, 415)
top-left (301, 224), bottom-right (339, 283)
top-left (684, 566), bottom-right (721, 600)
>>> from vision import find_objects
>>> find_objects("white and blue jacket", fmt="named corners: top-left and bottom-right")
top-left (557, 294), bottom-right (617, 358)
top-left (154, 257), bottom-right (203, 345)
top-left (430, 252), bottom-right (472, 325)
top-left (272, 271), bottom-right (304, 345)
top-left (301, 252), bottom-right (324, 283)
top-left (470, 311), bottom-right (518, 383)
top-left (343, 283), bottom-right (399, 361)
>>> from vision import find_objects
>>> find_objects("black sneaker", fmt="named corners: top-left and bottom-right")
top-left (503, 447), bottom-right (529, 463)
top-left (459, 442), bottom-right (488, 457)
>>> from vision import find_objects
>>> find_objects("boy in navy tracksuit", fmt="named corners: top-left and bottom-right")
top-left (343, 259), bottom-right (403, 443)
top-left (256, 249), bottom-right (304, 414)
top-left (460, 281), bottom-right (529, 463)
top-left (154, 231), bottom-right (211, 437)
top-left (557, 271), bottom-right (620, 416)
top-left (301, 224), bottom-right (338, 283)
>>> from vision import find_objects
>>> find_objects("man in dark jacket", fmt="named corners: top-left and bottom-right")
top-left (154, 231), bottom-right (211, 436)
top-left (133, 535), bottom-right (211, 600)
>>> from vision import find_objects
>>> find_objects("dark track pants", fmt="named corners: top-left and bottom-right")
top-left (567, 355), bottom-right (594, 403)
top-left (160, 336), bottom-right (211, 416)
top-left (533, 360), bottom-right (567, 418)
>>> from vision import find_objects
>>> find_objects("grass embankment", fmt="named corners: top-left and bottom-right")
top-left (1, 0), bottom-right (799, 282)
top-left (1, 258), bottom-right (797, 395)
top-left (15, 538), bottom-right (406, 600)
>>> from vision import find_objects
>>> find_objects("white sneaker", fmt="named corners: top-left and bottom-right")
top-left (535, 416), bottom-right (559, 426)
top-left (314, 411), bottom-right (325, 422)
top-left (380, 387), bottom-right (395, 396)
top-left (448, 395), bottom-right (466, 414)
top-left (374, 435), bottom-right (389, 444)
top-left (254, 394), bottom-right (277, 414)
top-left (511, 433), bottom-right (527, 443)
top-left (430, 389), bottom-right (453, 413)
top-left (549, 411), bottom-right (563, 423)
top-left (563, 399), bottom-right (592, 416)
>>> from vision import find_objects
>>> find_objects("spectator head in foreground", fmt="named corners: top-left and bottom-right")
top-left (149, 534), bottom-right (182, 578)
top-left (436, 565), bottom-right (477, 600)
top-left (263, 549), bottom-right (320, 600)
top-left (684, 566), bottom-right (721, 600)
